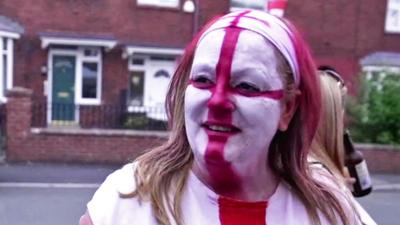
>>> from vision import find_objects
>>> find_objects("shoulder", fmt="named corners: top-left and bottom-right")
top-left (268, 167), bottom-right (369, 225)
top-left (310, 165), bottom-right (377, 225)
top-left (310, 166), bottom-right (369, 225)
top-left (87, 163), bottom-right (157, 225)
top-left (267, 182), bottom-right (313, 224)
top-left (268, 181), bottom-right (354, 225)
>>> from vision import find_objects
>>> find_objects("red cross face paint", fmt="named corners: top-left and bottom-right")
top-left (185, 28), bottom-right (284, 194)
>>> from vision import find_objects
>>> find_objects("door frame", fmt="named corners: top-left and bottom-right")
top-left (47, 49), bottom-right (79, 124)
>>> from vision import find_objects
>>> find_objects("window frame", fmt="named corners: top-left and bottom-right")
top-left (75, 47), bottom-right (102, 105)
top-left (385, 0), bottom-right (400, 33)
top-left (230, 0), bottom-right (267, 12)
top-left (0, 37), bottom-right (14, 102)
top-left (136, 0), bottom-right (180, 9)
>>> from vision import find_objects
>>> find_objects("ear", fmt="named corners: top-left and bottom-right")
top-left (278, 90), bottom-right (301, 131)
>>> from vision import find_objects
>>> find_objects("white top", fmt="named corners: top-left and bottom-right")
top-left (87, 163), bottom-right (371, 225)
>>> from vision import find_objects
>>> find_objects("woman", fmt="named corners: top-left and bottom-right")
top-left (310, 68), bottom-right (376, 225)
top-left (310, 68), bottom-right (349, 182)
top-left (80, 10), bottom-right (361, 225)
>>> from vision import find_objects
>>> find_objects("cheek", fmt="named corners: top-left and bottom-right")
top-left (184, 85), bottom-right (211, 155)
top-left (237, 97), bottom-right (282, 130)
top-left (224, 96), bottom-right (281, 159)
top-left (184, 85), bottom-right (211, 123)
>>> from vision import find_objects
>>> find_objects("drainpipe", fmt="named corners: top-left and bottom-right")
top-left (183, 0), bottom-right (199, 37)
top-left (193, 0), bottom-right (200, 37)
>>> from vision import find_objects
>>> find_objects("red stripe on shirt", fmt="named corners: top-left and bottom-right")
top-left (218, 197), bottom-right (268, 225)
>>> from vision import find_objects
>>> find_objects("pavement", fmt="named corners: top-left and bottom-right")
top-left (0, 162), bottom-right (120, 187)
top-left (369, 173), bottom-right (400, 191)
top-left (0, 161), bottom-right (399, 192)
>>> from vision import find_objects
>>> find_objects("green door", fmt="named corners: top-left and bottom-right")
top-left (52, 55), bottom-right (76, 123)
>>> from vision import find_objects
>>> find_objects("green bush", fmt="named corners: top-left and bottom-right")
top-left (347, 70), bottom-right (400, 146)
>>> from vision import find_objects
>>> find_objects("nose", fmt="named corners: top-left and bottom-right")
top-left (207, 85), bottom-right (235, 112)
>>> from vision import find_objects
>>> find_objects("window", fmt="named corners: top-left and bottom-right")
top-left (137, 0), bottom-right (179, 8)
top-left (385, 0), bottom-right (400, 33)
top-left (77, 47), bottom-right (102, 104)
top-left (0, 37), bottom-right (13, 101)
top-left (82, 62), bottom-right (98, 99)
top-left (230, 0), bottom-right (267, 11)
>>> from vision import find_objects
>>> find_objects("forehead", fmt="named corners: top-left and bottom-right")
top-left (193, 29), bottom-right (281, 76)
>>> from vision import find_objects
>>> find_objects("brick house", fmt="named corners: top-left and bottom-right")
top-left (285, 0), bottom-right (400, 92)
top-left (1, 0), bottom-right (227, 124)
top-left (0, 0), bottom-right (399, 169)
top-left (0, 0), bottom-right (228, 163)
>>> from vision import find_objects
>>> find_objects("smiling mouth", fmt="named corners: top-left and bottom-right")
top-left (202, 123), bottom-right (241, 133)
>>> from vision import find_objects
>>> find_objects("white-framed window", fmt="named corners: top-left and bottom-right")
top-left (385, 0), bottom-right (400, 33)
top-left (76, 47), bottom-right (102, 105)
top-left (0, 37), bottom-right (14, 101)
top-left (137, 0), bottom-right (180, 8)
top-left (230, 0), bottom-right (267, 11)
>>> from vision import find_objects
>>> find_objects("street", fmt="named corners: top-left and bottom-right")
top-left (0, 186), bottom-right (94, 225)
top-left (0, 164), bottom-right (399, 225)
top-left (358, 191), bottom-right (400, 225)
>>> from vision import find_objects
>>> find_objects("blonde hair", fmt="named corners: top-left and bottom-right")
top-left (125, 18), bottom-right (354, 225)
top-left (311, 71), bottom-right (348, 180)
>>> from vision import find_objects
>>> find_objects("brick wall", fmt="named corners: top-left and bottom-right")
top-left (2, 0), bottom-right (399, 104)
top-left (5, 88), bottom-right (400, 172)
top-left (286, 0), bottom-right (400, 81)
top-left (6, 87), bottom-right (167, 164)
top-left (0, 0), bottom-right (229, 105)
top-left (358, 144), bottom-right (400, 173)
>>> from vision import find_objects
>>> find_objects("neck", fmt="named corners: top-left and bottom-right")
top-left (192, 156), bottom-right (279, 202)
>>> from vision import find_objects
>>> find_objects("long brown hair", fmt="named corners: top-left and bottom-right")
top-left (130, 16), bottom-right (355, 225)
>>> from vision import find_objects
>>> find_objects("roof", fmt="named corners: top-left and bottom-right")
top-left (0, 15), bottom-right (24, 38)
top-left (360, 52), bottom-right (400, 67)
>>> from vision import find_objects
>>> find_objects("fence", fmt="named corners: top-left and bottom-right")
top-left (31, 102), bottom-right (168, 131)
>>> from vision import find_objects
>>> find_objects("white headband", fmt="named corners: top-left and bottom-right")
top-left (199, 10), bottom-right (300, 87)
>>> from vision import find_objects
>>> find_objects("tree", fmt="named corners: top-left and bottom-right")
top-left (347, 70), bottom-right (400, 146)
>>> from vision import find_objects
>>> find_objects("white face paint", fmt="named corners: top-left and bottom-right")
top-left (184, 29), bottom-right (284, 177)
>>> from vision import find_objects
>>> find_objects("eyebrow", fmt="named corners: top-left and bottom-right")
top-left (231, 67), bottom-right (270, 80)
top-left (231, 68), bottom-right (273, 89)
top-left (191, 63), bottom-right (215, 75)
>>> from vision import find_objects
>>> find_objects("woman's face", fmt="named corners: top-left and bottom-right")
top-left (184, 28), bottom-right (285, 175)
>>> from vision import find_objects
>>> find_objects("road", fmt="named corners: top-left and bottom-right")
top-left (0, 186), bottom-right (94, 225)
top-left (0, 163), bottom-right (399, 225)
top-left (1, 186), bottom-right (398, 225)
top-left (357, 191), bottom-right (400, 225)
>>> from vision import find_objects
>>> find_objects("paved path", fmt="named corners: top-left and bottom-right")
top-left (0, 162), bottom-right (119, 184)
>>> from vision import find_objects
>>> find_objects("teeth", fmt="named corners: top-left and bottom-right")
top-left (208, 125), bottom-right (232, 132)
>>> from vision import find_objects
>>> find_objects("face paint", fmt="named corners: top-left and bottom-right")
top-left (185, 28), bottom-right (240, 193)
top-left (185, 27), bottom-right (284, 195)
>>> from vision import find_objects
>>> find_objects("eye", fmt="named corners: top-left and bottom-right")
top-left (194, 76), bottom-right (212, 84)
top-left (190, 75), bottom-right (214, 89)
top-left (235, 82), bottom-right (261, 94)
